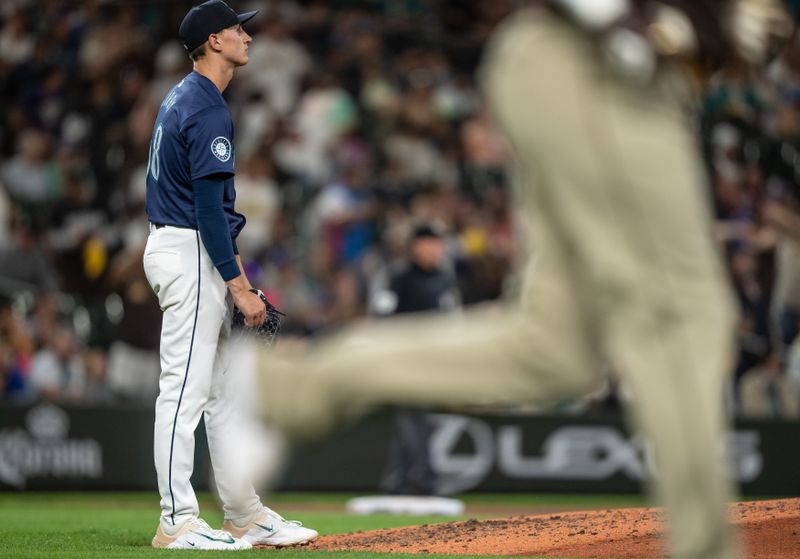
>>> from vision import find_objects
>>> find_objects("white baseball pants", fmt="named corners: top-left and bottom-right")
top-left (143, 224), bottom-right (260, 527)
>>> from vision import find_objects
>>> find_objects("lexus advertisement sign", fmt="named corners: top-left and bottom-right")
top-left (283, 412), bottom-right (798, 495)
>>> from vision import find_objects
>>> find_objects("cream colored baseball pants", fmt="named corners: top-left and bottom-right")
top-left (262, 9), bottom-right (739, 559)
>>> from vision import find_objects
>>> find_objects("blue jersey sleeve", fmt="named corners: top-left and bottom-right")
top-left (182, 105), bottom-right (236, 181)
top-left (194, 175), bottom-right (240, 281)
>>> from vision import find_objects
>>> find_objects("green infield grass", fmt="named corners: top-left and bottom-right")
top-left (0, 492), bottom-right (645, 559)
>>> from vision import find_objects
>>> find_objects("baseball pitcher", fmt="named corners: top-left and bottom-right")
top-left (143, 0), bottom-right (317, 550)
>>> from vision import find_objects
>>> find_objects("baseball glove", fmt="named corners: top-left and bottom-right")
top-left (232, 289), bottom-right (286, 348)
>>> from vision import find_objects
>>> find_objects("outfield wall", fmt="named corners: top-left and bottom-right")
top-left (0, 403), bottom-right (797, 495)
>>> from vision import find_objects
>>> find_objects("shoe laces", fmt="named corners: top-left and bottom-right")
top-left (192, 517), bottom-right (236, 539)
top-left (262, 506), bottom-right (303, 527)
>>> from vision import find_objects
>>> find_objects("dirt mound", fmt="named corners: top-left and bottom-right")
top-left (311, 498), bottom-right (800, 558)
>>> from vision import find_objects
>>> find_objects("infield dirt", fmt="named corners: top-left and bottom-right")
top-left (312, 498), bottom-right (800, 558)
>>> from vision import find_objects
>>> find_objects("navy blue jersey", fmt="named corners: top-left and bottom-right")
top-left (145, 71), bottom-right (246, 239)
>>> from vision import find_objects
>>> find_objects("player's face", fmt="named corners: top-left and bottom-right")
top-left (217, 24), bottom-right (252, 67)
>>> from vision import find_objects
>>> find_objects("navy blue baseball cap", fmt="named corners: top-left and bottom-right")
top-left (412, 223), bottom-right (443, 240)
top-left (179, 0), bottom-right (258, 52)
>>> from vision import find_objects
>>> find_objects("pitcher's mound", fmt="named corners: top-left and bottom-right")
top-left (312, 498), bottom-right (800, 558)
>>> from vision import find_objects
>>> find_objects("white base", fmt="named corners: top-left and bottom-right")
top-left (346, 495), bottom-right (465, 516)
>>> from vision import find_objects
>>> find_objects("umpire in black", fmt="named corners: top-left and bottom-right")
top-left (374, 223), bottom-right (459, 495)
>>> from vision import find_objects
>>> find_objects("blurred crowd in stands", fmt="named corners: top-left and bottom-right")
top-left (0, 0), bottom-right (799, 419)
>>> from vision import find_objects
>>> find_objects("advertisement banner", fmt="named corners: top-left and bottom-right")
top-left (0, 403), bottom-right (209, 490)
top-left (283, 412), bottom-right (800, 495)
top-left (1, 404), bottom-right (797, 495)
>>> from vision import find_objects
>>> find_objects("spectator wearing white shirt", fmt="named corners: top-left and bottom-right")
top-left (0, 10), bottom-right (34, 66)
top-left (29, 325), bottom-right (85, 403)
top-left (238, 17), bottom-right (311, 116)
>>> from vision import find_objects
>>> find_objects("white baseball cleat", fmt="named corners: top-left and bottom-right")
top-left (151, 517), bottom-right (252, 550)
top-left (223, 506), bottom-right (319, 547)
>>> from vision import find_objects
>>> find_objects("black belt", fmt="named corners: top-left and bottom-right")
top-left (150, 222), bottom-right (195, 230)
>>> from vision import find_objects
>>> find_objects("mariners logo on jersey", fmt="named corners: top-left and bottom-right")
top-left (211, 136), bottom-right (232, 162)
